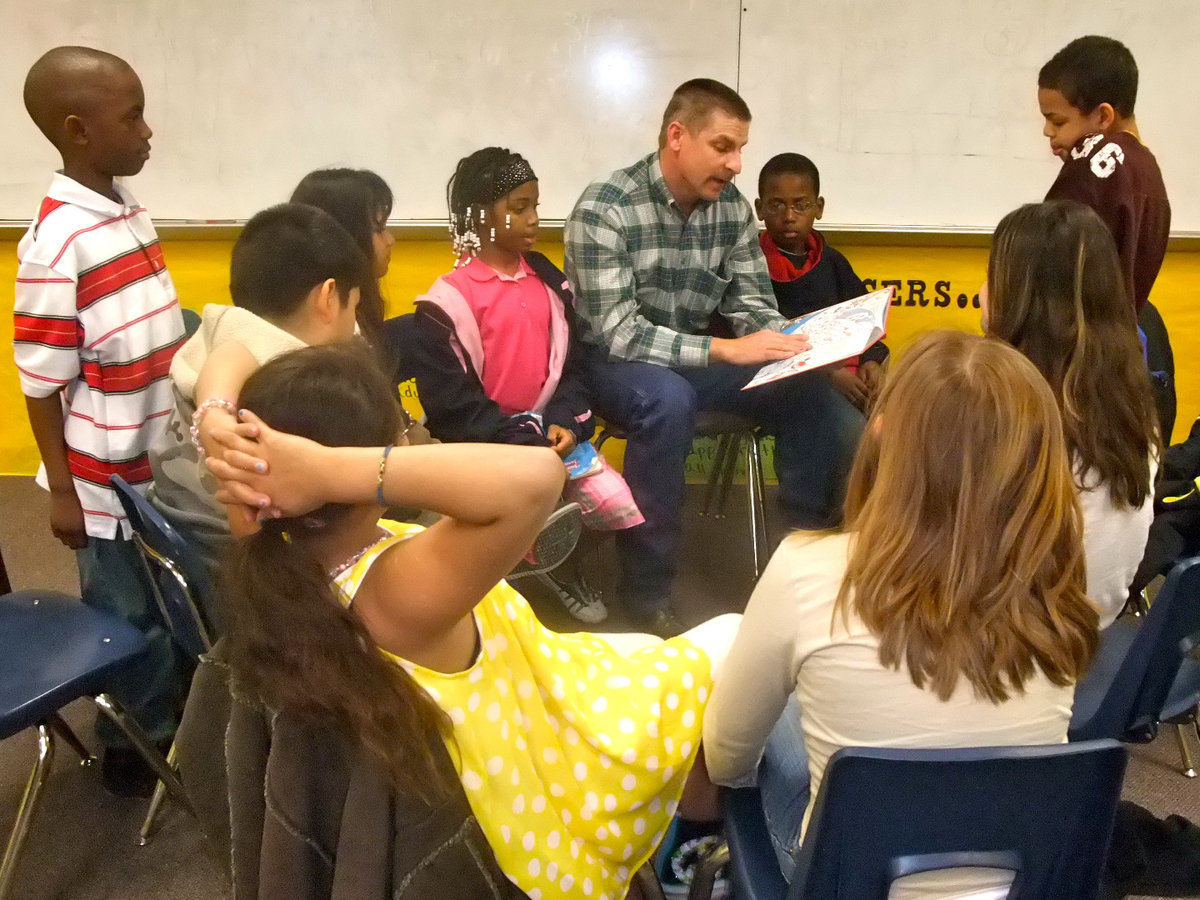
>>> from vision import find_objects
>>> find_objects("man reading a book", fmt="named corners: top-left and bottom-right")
top-left (564, 78), bottom-right (857, 636)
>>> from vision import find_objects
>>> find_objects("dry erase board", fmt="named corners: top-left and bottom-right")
top-left (4, 0), bottom-right (1198, 231)
top-left (2, 0), bottom-right (739, 223)
top-left (738, 0), bottom-right (1200, 232)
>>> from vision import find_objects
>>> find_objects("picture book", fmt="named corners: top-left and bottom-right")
top-left (742, 286), bottom-right (894, 390)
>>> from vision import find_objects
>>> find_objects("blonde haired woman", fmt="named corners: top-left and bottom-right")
top-left (703, 331), bottom-right (1098, 897)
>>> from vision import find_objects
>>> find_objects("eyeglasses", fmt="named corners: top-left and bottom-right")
top-left (762, 199), bottom-right (817, 215)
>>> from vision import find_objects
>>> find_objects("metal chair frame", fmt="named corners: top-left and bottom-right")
top-left (128, 535), bottom-right (213, 844)
top-left (698, 428), bottom-right (770, 577)
top-left (110, 475), bottom-right (214, 845)
top-left (0, 592), bottom-right (194, 900)
top-left (597, 416), bottom-right (770, 579)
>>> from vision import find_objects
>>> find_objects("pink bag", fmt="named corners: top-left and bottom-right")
top-left (562, 456), bottom-right (644, 531)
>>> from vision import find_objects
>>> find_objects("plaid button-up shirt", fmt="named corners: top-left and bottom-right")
top-left (564, 152), bottom-right (784, 368)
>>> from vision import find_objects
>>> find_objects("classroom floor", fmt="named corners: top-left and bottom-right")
top-left (1, 474), bottom-right (1197, 899)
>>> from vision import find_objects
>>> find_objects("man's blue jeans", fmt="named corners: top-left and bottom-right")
top-left (585, 353), bottom-right (864, 613)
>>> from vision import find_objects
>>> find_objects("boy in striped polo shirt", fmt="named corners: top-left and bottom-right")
top-left (13, 47), bottom-right (186, 796)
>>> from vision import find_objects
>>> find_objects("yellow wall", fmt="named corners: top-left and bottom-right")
top-left (2, 238), bottom-right (1197, 474)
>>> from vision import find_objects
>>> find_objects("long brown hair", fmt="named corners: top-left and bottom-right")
top-left (225, 343), bottom-right (451, 798)
top-left (986, 200), bottom-right (1159, 506)
top-left (836, 331), bottom-right (1098, 703)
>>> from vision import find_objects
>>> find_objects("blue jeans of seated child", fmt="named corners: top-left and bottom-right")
top-left (77, 536), bottom-right (186, 747)
top-left (584, 353), bottom-right (864, 614)
top-left (759, 696), bottom-right (811, 882)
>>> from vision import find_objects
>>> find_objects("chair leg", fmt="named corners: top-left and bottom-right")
top-left (714, 433), bottom-right (743, 518)
top-left (744, 437), bottom-right (772, 578)
top-left (0, 724), bottom-right (55, 900)
top-left (138, 742), bottom-right (177, 846)
top-left (45, 712), bottom-right (95, 766)
top-left (633, 861), bottom-right (668, 900)
top-left (92, 694), bottom-right (195, 817)
top-left (748, 435), bottom-right (769, 578)
top-left (701, 435), bottom-right (732, 518)
top-left (1174, 723), bottom-right (1197, 778)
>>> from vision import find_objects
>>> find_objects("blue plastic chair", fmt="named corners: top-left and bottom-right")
top-left (0, 590), bottom-right (193, 900)
top-left (110, 475), bottom-right (214, 661)
top-left (693, 741), bottom-right (1126, 900)
top-left (1069, 556), bottom-right (1200, 775)
top-left (110, 475), bottom-right (215, 843)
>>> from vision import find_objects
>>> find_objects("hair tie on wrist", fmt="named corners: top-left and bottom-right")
top-left (190, 398), bottom-right (238, 457)
top-left (377, 444), bottom-right (394, 506)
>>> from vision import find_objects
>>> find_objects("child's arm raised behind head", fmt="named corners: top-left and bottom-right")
top-left (207, 414), bottom-right (564, 635)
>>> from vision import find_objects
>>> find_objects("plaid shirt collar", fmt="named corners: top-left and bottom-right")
top-left (645, 153), bottom-right (717, 219)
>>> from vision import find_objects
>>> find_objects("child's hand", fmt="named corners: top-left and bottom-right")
top-left (205, 410), bottom-right (332, 518)
top-left (197, 406), bottom-right (239, 459)
top-left (859, 361), bottom-right (886, 404)
top-left (547, 424), bottom-right (577, 458)
top-left (49, 487), bottom-right (88, 549)
top-left (829, 364), bottom-right (869, 411)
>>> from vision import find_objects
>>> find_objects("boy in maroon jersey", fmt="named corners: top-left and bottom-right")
top-left (14, 47), bottom-right (186, 796)
top-left (1039, 35), bottom-right (1175, 437)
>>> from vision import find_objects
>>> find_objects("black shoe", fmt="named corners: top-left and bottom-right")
top-left (100, 746), bottom-right (161, 799)
top-left (629, 607), bottom-right (685, 638)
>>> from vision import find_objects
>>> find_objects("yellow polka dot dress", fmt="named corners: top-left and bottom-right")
top-left (333, 521), bottom-right (712, 900)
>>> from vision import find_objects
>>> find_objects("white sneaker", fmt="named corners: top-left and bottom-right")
top-left (535, 571), bottom-right (609, 624)
top-left (656, 830), bottom-right (730, 899)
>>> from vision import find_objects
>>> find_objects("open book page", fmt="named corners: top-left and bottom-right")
top-left (741, 286), bottom-right (895, 390)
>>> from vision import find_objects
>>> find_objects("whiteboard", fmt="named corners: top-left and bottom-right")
top-left (1, 0), bottom-right (739, 222)
top-left (5, 0), bottom-right (1198, 231)
top-left (739, 0), bottom-right (1200, 231)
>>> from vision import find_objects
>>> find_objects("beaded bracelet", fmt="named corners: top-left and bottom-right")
top-left (189, 398), bottom-right (238, 457)
top-left (377, 444), bottom-right (395, 506)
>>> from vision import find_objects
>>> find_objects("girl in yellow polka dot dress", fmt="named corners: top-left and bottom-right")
top-left (209, 346), bottom-right (739, 900)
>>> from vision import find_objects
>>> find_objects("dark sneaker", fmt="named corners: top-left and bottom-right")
top-left (629, 607), bottom-right (685, 639)
top-left (508, 504), bottom-right (583, 579)
top-left (100, 746), bottom-right (159, 799)
top-left (538, 572), bottom-right (608, 624)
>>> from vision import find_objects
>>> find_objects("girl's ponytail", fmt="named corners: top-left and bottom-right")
top-left (227, 518), bottom-right (453, 800)
top-left (223, 344), bottom-right (454, 801)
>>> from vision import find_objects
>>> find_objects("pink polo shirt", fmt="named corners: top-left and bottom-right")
top-left (442, 257), bottom-right (552, 415)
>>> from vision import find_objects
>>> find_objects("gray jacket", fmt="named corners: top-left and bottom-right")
top-left (176, 643), bottom-right (527, 899)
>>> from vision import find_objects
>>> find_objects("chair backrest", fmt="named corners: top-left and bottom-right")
top-left (1127, 556), bottom-right (1200, 731)
top-left (1071, 555), bottom-right (1200, 741)
top-left (182, 306), bottom-right (202, 338)
top-left (787, 741), bottom-right (1126, 900)
top-left (110, 475), bottom-right (213, 659)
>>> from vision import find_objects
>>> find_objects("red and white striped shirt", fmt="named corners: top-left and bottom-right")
top-left (13, 174), bottom-right (185, 539)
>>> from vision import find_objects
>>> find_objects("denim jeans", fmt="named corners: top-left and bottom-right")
top-left (584, 352), bottom-right (864, 613)
top-left (77, 536), bottom-right (187, 746)
top-left (758, 696), bottom-right (811, 882)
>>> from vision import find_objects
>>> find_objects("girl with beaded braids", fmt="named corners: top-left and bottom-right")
top-left (403, 148), bottom-right (643, 625)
